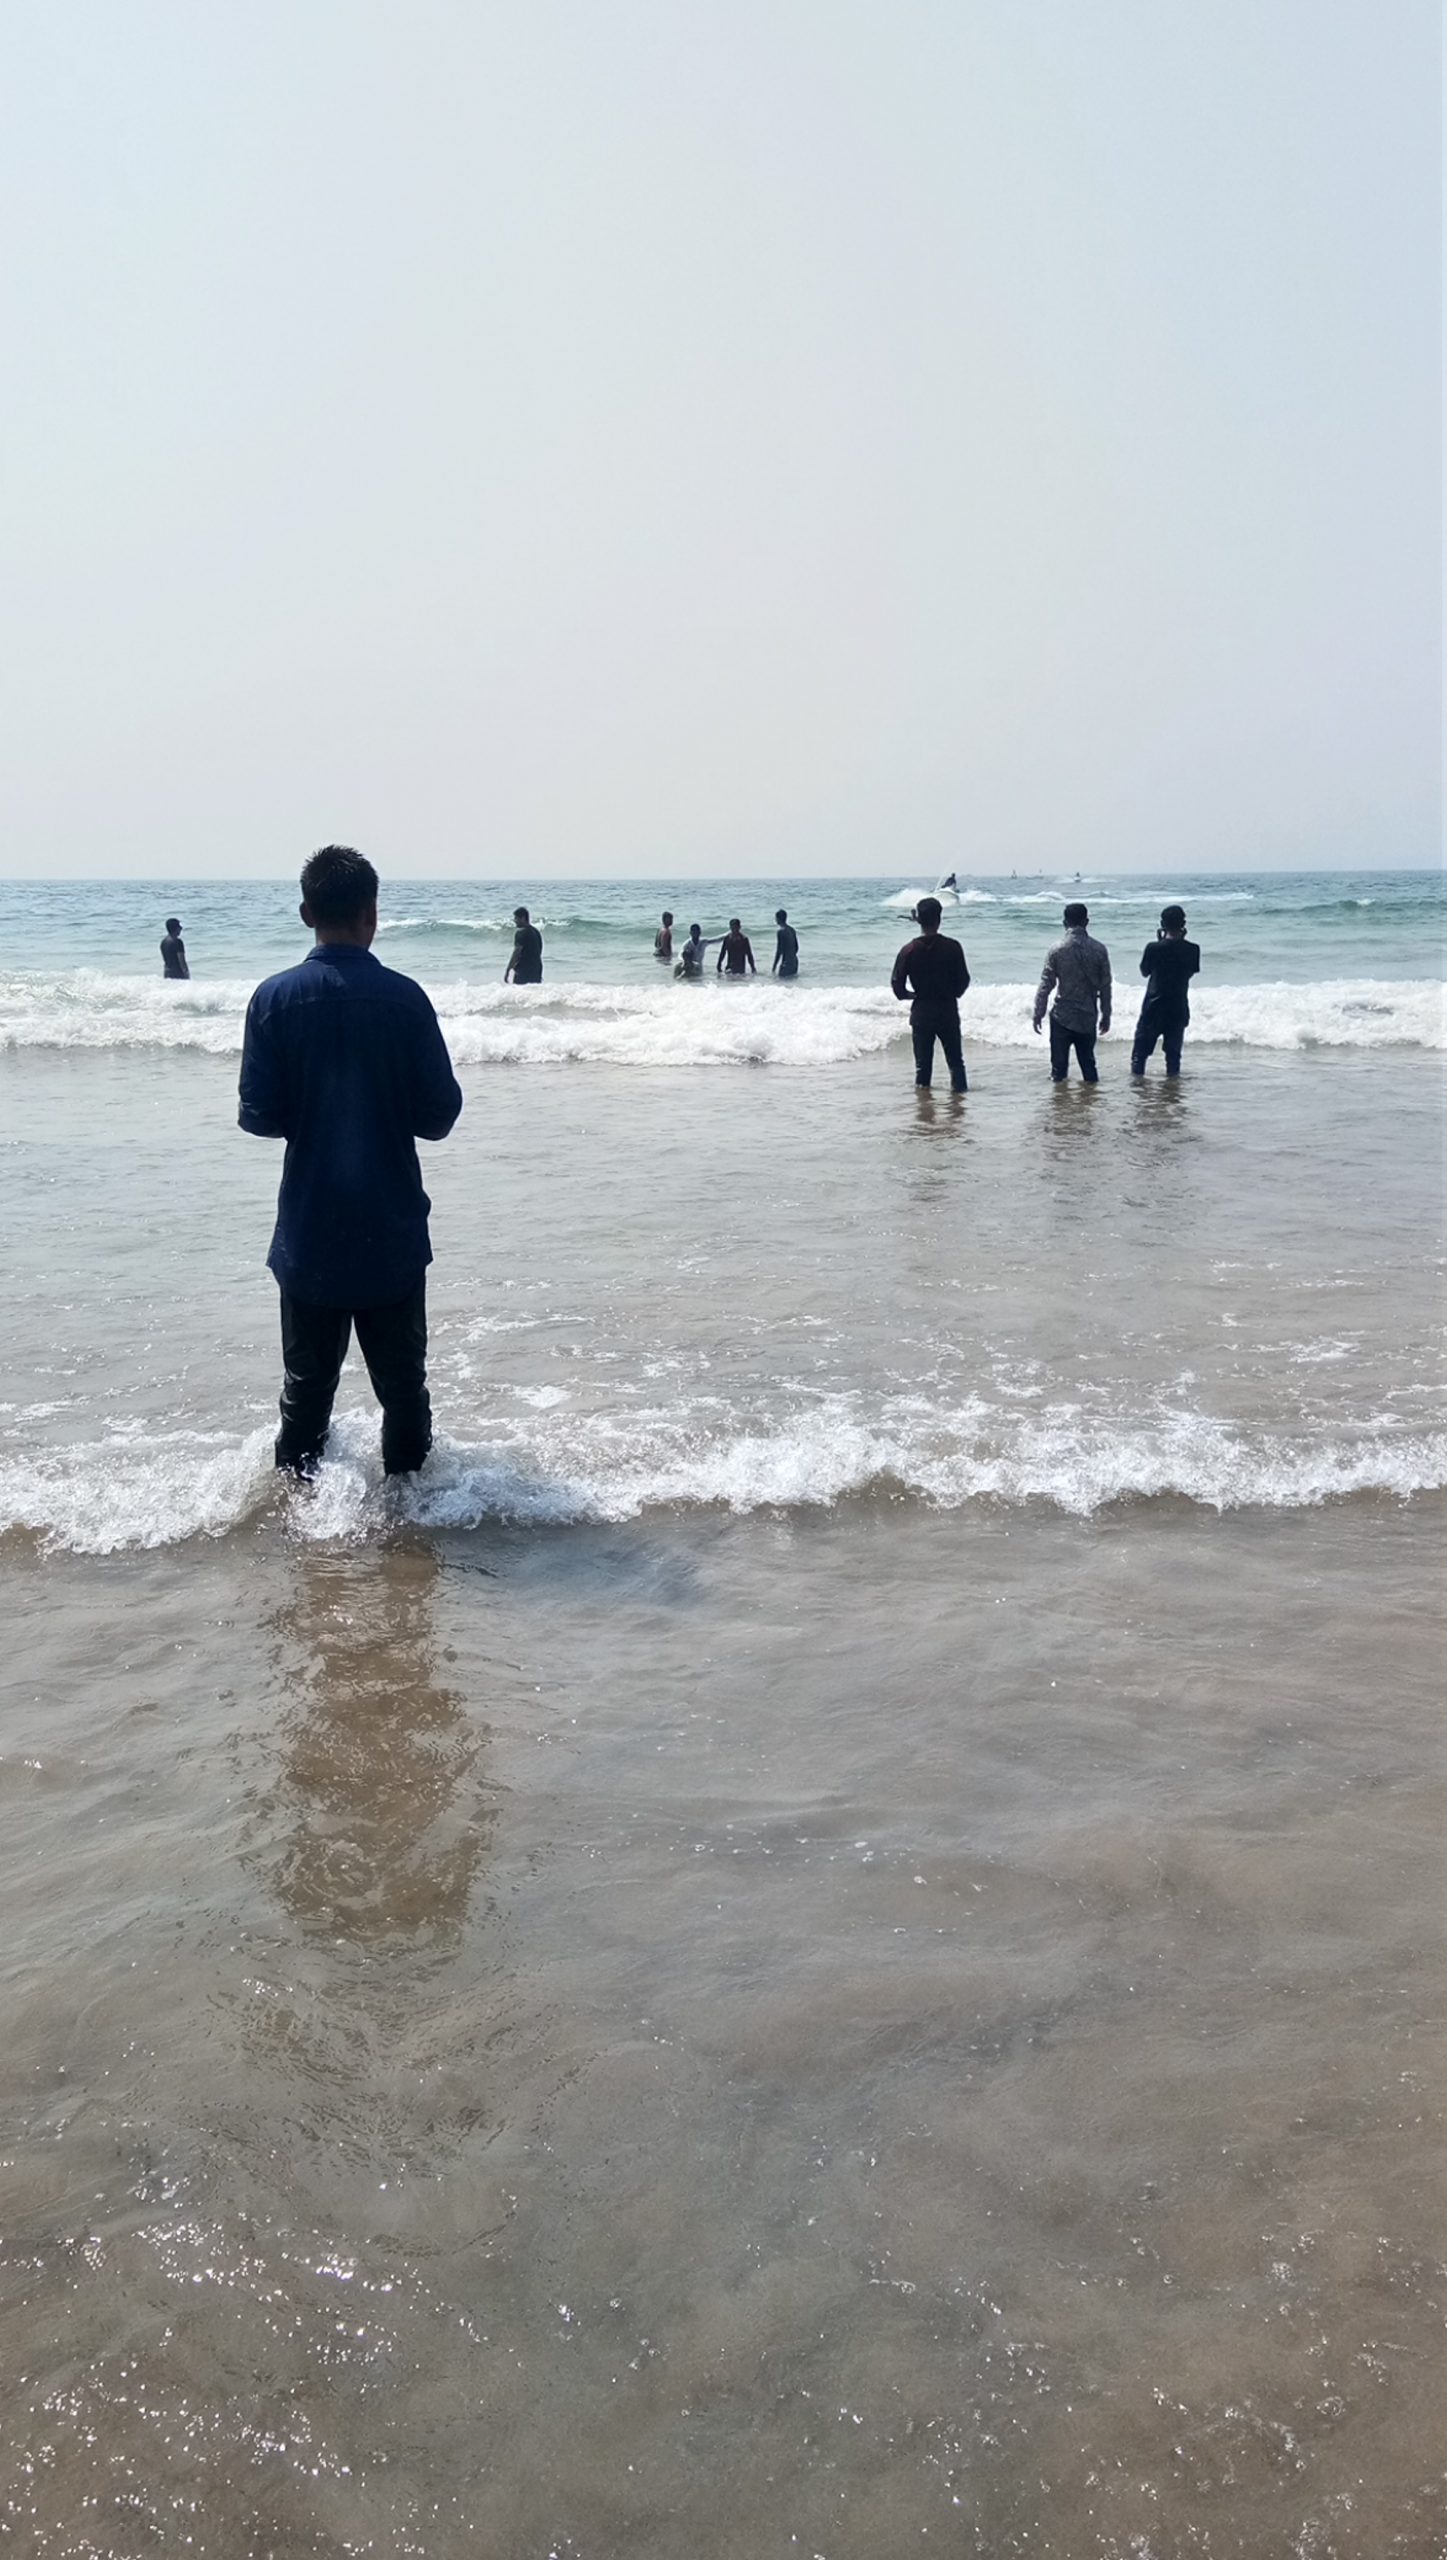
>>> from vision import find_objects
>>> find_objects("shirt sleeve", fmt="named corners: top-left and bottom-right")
top-left (891, 946), bottom-right (912, 1001)
top-left (1098, 947), bottom-right (1112, 1024)
top-left (952, 945), bottom-right (970, 998)
top-left (238, 994), bottom-right (289, 1137)
top-left (411, 999), bottom-right (463, 1141)
top-left (1033, 953), bottom-right (1057, 1024)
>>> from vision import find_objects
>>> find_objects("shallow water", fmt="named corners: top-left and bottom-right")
top-left (2, 1502), bottom-right (1443, 2556)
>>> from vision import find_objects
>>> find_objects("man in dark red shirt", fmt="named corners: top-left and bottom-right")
top-left (891, 897), bottom-right (970, 1091)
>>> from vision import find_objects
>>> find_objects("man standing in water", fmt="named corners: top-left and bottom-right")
top-left (654, 910), bottom-right (674, 961)
top-left (716, 918), bottom-right (755, 975)
top-left (1033, 901), bottom-right (1112, 1082)
top-left (160, 916), bottom-right (189, 979)
top-left (675, 923), bottom-right (706, 978)
top-left (1132, 905), bottom-right (1200, 1076)
top-left (238, 845), bottom-right (462, 1478)
top-left (891, 895), bottom-right (970, 1091)
top-left (772, 909), bottom-right (799, 979)
top-left (504, 906), bottom-right (543, 984)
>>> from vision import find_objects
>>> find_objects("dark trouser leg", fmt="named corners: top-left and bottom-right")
top-left (354, 1280), bottom-right (432, 1475)
top-left (1049, 1017), bottom-right (1072, 1081)
top-left (1131, 1002), bottom-right (1161, 1075)
top-left (911, 1017), bottom-right (938, 1087)
top-left (1074, 1028), bottom-right (1098, 1083)
top-left (276, 1294), bottom-right (351, 1472)
top-left (1163, 1022), bottom-right (1185, 1075)
top-left (936, 1011), bottom-right (967, 1092)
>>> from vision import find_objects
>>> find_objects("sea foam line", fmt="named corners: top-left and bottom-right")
top-left (1, 1403), bottom-right (1442, 1554)
top-left (0, 973), bottom-right (1442, 1060)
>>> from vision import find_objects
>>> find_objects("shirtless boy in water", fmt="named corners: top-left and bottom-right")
top-left (716, 920), bottom-right (755, 976)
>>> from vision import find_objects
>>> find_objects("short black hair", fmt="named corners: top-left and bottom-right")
top-left (165, 916), bottom-right (182, 934)
top-left (916, 896), bottom-right (943, 928)
top-left (729, 917), bottom-right (741, 931)
top-left (776, 908), bottom-right (788, 922)
top-left (1160, 903), bottom-right (1186, 931)
top-left (514, 906), bottom-right (530, 923)
top-left (301, 845), bottom-right (378, 925)
top-left (1064, 901), bottom-right (1089, 927)
top-left (662, 910), bottom-right (673, 924)
top-left (689, 922), bottom-right (701, 936)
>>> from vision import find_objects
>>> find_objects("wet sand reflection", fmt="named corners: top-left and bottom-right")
top-left (254, 1543), bottom-right (496, 1954)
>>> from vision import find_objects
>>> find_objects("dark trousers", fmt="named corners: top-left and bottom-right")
top-left (1049, 1017), bottom-right (1098, 1083)
top-left (276, 1279), bottom-right (431, 1476)
top-left (911, 1006), bottom-right (967, 1091)
top-left (1131, 1002), bottom-right (1185, 1075)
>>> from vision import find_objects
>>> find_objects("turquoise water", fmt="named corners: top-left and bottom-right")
top-left (0, 867), bottom-right (1441, 988)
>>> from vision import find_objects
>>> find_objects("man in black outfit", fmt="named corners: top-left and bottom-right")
top-left (505, 906), bottom-right (544, 983)
top-left (891, 896), bottom-right (970, 1091)
top-left (1131, 904), bottom-right (1201, 1076)
top-left (238, 846), bottom-right (463, 1477)
top-left (160, 917), bottom-right (189, 979)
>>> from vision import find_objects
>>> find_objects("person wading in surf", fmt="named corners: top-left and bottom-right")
top-left (891, 896), bottom-right (970, 1091)
top-left (504, 906), bottom-right (544, 984)
top-left (1033, 902), bottom-right (1112, 1083)
top-left (160, 917), bottom-right (189, 979)
top-left (1131, 905), bottom-right (1201, 1076)
top-left (238, 845), bottom-right (462, 1479)
top-left (716, 919), bottom-right (756, 976)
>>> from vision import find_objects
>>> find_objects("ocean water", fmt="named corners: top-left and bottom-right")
top-left (1, 871), bottom-right (1443, 2555)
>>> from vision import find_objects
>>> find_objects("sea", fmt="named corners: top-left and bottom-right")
top-left (1, 867), bottom-right (1443, 2557)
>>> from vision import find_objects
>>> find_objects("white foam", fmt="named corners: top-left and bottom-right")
top-left (2, 1399), bottom-right (1441, 1555)
top-left (2, 971), bottom-right (1442, 1061)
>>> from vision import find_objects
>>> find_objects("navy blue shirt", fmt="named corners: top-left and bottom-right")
top-left (1138, 936), bottom-right (1201, 1021)
top-left (239, 943), bottom-right (462, 1307)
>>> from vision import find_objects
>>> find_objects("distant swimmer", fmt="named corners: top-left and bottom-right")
top-left (160, 916), bottom-right (189, 979)
top-left (1033, 902), bottom-right (1112, 1083)
top-left (772, 908), bottom-right (799, 979)
top-left (675, 923), bottom-right (706, 978)
top-left (1131, 905), bottom-right (1200, 1077)
top-left (504, 906), bottom-right (543, 985)
top-left (238, 844), bottom-right (462, 1479)
top-left (654, 910), bottom-right (674, 961)
top-left (891, 896), bottom-right (970, 1092)
top-left (716, 919), bottom-right (755, 976)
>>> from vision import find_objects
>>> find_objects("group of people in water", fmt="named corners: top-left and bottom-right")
top-left (170, 882), bottom-right (1203, 1094)
top-left (231, 848), bottom-right (1205, 1487)
top-left (891, 893), bottom-right (1201, 1090)
top-left (486, 890), bottom-right (1198, 1088)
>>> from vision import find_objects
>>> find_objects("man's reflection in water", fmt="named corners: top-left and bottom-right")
top-left (258, 1543), bottom-right (495, 1956)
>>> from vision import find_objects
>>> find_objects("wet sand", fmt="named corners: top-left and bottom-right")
top-left (3, 1496), bottom-right (1442, 2556)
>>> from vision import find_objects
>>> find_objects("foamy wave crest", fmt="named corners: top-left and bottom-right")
top-left (2, 973), bottom-right (1442, 1060)
top-left (3, 1402), bottom-right (1442, 1554)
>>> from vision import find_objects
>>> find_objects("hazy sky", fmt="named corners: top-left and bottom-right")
top-left (1, 1), bottom-right (1438, 878)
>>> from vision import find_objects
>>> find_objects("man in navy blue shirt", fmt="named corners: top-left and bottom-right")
top-left (239, 846), bottom-right (463, 1477)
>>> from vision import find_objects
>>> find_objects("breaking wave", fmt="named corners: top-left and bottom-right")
top-left (1, 1400), bottom-right (1442, 1555)
top-left (1, 972), bottom-right (1442, 1062)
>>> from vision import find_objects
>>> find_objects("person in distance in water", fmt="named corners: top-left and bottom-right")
top-left (654, 910), bottom-right (674, 960)
top-left (772, 908), bottom-right (799, 979)
top-left (891, 895), bottom-right (970, 1092)
top-left (1132, 905), bottom-right (1200, 1076)
top-left (160, 916), bottom-right (189, 979)
top-left (675, 923), bottom-right (707, 978)
top-left (238, 845), bottom-right (462, 1479)
top-left (716, 918), bottom-right (755, 975)
top-left (1033, 901), bottom-right (1112, 1082)
top-left (504, 906), bottom-right (544, 984)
